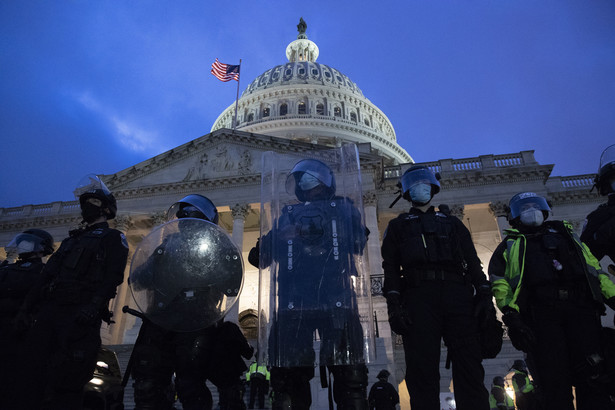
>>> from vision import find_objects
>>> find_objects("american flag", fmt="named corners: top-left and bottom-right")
top-left (211, 58), bottom-right (240, 82)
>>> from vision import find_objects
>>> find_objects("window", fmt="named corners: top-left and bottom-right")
top-left (350, 112), bottom-right (357, 122)
top-left (298, 102), bottom-right (306, 114)
top-left (334, 107), bottom-right (341, 117)
top-left (364, 118), bottom-right (370, 126)
top-left (247, 113), bottom-right (254, 122)
top-left (280, 103), bottom-right (288, 116)
top-left (316, 103), bottom-right (325, 115)
top-left (263, 107), bottom-right (270, 117)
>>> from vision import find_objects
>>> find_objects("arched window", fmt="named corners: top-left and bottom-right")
top-left (263, 107), bottom-right (270, 117)
top-left (334, 107), bottom-right (341, 117)
top-left (316, 103), bottom-right (325, 115)
top-left (280, 103), bottom-right (288, 116)
top-left (350, 112), bottom-right (357, 122)
top-left (298, 102), bottom-right (306, 115)
top-left (364, 118), bottom-right (370, 127)
top-left (247, 113), bottom-right (254, 122)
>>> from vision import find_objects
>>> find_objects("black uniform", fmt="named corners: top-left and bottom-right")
top-left (381, 206), bottom-right (490, 410)
top-left (367, 379), bottom-right (399, 410)
top-left (581, 194), bottom-right (615, 262)
top-left (17, 222), bottom-right (128, 409)
top-left (489, 220), bottom-right (614, 410)
top-left (0, 257), bottom-right (45, 408)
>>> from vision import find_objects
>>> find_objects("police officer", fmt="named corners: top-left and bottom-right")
top-left (509, 360), bottom-right (536, 410)
top-left (0, 229), bottom-right (54, 408)
top-left (367, 369), bottom-right (399, 410)
top-left (246, 359), bottom-right (270, 409)
top-left (129, 194), bottom-right (248, 410)
top-left (249, 158), bottom-right (370, 409)
top-left (582, 144), bottom-right (615, 263)
top-left (489, 376), bottom-right (514, 410)
top-left (489, 192), bottom-right (615, 410)
top-left (16, 175), bottom-right (129, 409)
top-left (381, 165), bottom-right (491, 410)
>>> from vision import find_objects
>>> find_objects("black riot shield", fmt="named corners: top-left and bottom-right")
top-left (129, 218), bottom-right (243, 332)
top-left (257, 144), bottom-right (375, 368)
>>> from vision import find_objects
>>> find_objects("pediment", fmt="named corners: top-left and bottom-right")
top-left (104, 129), bottom-right (381, 194)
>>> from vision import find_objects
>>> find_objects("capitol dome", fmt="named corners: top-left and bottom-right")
top-left (211, 19), bottom-right (412, 165)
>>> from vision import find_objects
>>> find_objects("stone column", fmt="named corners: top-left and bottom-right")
top-left (489, 201), bottom-right (510, 240)
top-left (108, 214), bottom-right (133, 344)
top-left (229, 203), bottom-right (251, 322)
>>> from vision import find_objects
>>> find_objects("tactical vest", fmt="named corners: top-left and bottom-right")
top-left (48, 226), bottom-right (112, 304)
top-left (493, 221), bottom-right (615, 312)
top-left (0, 259), bottom-right (44, 316)
top-left (489, 385), bottom-right (514, 409)
top-left (395, 211), bottom-right (465, 276)
top-left (273, 197), bottom-right (365, 311)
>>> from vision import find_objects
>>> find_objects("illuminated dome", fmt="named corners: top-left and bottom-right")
top-left (211, 18), bottom-right (412, 164)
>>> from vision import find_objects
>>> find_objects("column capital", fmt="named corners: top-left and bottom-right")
top-left (363, 191), bottom-right (378, 207)
top-left (150, 211), bottom-right (167, 227)
top-left (231, 203), bottom-right (251, 221)
top-left (488, 201), bottom-right (509, 218)
top-left (113, 214), bottom-right (133, 233)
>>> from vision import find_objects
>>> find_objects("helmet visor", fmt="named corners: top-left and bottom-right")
top-left (166, 194), bottom-right (218, 224)
top-left (600, 144), bottom-right (615, 171)
top-left (400, 168), bottom-right (440, 195)
top-left (6, 233), bottom-right (47, 255)
top-left (509, 194), bottom-right (550, 219)
top-left (74, 174), bottom-right (112, 199)
top-left (285, 159), bottom-right (335, 196)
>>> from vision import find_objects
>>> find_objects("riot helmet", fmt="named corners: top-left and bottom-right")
top-left (6, 229), bottom-right (54, 257)
top-left (492, 376), bottom-right (505, 387)
top-left (377, 369), bottom-right (390, 380)
top-left (510, 359), bottom-right (527, 372)
top-left (166, 194), bottom-right (219, 225)
top-left (400, 165), bottom-right (441, 205)
top-left (286, 159), bottom-right (336, 202)
top-left (595, 144), bottom-right (615, 195)
top-left (75, 174), bottom-right (117, 222)
top-left (509, 192), bottom-right (550, 227)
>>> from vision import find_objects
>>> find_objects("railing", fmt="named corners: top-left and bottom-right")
top-left (384, 152), bottom-right (529, 179)
top-left (560, 175), bottom-right (595, 189)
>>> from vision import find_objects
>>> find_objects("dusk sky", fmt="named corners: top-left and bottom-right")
top-left (1, 1), bottom-right (614, 208)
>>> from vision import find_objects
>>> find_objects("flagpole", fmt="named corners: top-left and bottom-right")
top-left (232, 59), bottom-right (242, 132)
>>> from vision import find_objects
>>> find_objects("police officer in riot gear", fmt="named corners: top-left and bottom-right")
top-left (0, 229), bottom-right (54, 409)
top-left (489, 192), bottom-right (615, 410)
top-left (249, 158), bottom-right (370, 410)
top-left (582, 144), bottom-right (615, 264)
top-left (381, 165), bottom-right (491, 410)
top-left (129, 194), bottom-right (250, 410)
top-left (509, 360), bottom-right (536, 410)
top-left (489, 376), bottom-right (514, 410)
top-left (16, 174), bottom-right (129, 409)
top-left (367, 369), bottom-right (399, 410)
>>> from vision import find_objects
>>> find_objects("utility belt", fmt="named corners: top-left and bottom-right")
top-left (529, 284), bottom-right (593, 304)
top-left (403, 268), bottom-right (466, 287)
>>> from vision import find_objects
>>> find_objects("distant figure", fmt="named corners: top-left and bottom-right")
top-left (509, 360), bottom-right (536, 410)
top-left (368, 369), bottom-right (399, 410)
top-left (246, 359), bottom-right (270, 409)
top-left (489, 376), bottom-right (514, 410)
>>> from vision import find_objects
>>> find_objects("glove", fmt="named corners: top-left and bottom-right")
top-left (502, 309), bottom-right (536, 353)
top-left (76, 297), bottom-right (106, 325)
top-left (473, 283), bottom-right (495, 320)
top-left (386, 292), bottom-right (412, 335)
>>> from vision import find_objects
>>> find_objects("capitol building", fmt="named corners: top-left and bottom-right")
top-left (0, 20), bottom-right (608, 408)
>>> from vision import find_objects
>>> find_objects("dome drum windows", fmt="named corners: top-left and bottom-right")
top-left (334, 106), bottom-right (342, 117)
top-left (262, 106), bottom-right (270, 118)
top-left (316, 103), bottom-right (325, 116)
top-left (298, 101), bottom-right (307, 115)
top-left (280, 103), bottom-right (288, 116)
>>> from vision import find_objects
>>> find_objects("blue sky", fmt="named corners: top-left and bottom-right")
top-left (1, 1), bottom-right (614, 208)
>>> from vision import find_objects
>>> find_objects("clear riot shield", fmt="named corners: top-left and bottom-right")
top-left (257, 144), bottom-right (375, 369)
top-left (129, 218), bottom-right (243, 332)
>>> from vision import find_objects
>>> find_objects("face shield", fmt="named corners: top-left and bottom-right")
top-left (166, 194), bottom-right (219, 224)
top-left (74, 174), bottom-right (112, 199)
top-left (6, 232), bottom-right (47, 256)
top-left (509, 193), bottom-right (551, 220)
top-left (400, 167), bottom-right (440, 203)
top-left (285, 159), bottom-right (336, 201)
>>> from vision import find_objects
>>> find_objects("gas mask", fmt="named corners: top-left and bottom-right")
top-left (298, 173), bottom-right (320, 191)
top-left (520, 209), bottom-right (544, 227)
top-left (409, 183), bottom-right (432, 205)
